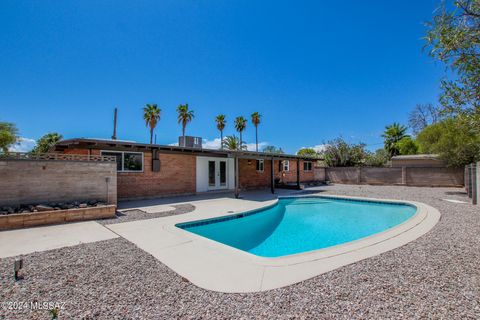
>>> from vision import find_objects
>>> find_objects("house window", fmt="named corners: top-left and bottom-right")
top-left (101, 151), bottom-right (144, 172)
top-left (304, 161), bottom-right (312, 171)
top-left (256, 159), bottom-right (264, 172)
top-left (279, 160), bottom-right (289, 171)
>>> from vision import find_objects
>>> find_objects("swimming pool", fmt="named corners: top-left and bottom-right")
top-left (177, 196), bottom-right (417, 258)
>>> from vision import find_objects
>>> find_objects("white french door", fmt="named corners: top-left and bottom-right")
top-left (208, 159), bottom-right (228, 190)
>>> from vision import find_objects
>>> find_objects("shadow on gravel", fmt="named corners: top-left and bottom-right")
top-left (444, 191), bottom-right (468, 196)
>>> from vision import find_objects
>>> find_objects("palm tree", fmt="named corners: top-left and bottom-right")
top-left (234, 116), bottom-right (247, 150)
top-left (223, 135), bottom-right (245, 151)
top-left (215, 114), bottom-right (226, 149)
top-left (31, 132), bottom-right (63, 154)
top-left (143, 104), bottom-right (161, 144)
top-left (382, 122), bottom-right (408, 158)
top-left (250, 112), bottom-right (261, 152)
top-left (177, 104), bottom-right (195, 146)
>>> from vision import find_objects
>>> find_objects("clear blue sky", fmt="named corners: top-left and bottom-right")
top-left (1, 0), bottom-right (444, 153)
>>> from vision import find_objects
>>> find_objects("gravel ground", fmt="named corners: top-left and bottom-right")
top-left (97, 204), bottom-right (196, 225)
top-left (1, 185), bottom-right (479, 319)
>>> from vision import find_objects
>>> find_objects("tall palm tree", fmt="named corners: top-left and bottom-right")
top-left (234, 116), bottom-right (247, 150)
top-left (143, 104), bottom-right (161, 144)
top-left (382, 122), bottom-right (408, 158)
top-left (215, 114), bottom-right (226, 149)
top-left (177, 104), bottom-right (195, 146)
top-left (250, 112), bottom-right (261, 152)
top-left (223, 135), bottom-right (245, 151)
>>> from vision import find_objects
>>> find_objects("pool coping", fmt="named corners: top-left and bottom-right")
top-left (107, 194), bottom-right (441, 293)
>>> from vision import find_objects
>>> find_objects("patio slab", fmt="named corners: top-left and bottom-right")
top-left (0, 221), bottom-right (118, 258)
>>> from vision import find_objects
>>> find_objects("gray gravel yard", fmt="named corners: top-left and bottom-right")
top-left (97, 204), bottom-right (196, 225)
top-left (1, 185), bottom-right (479, 319)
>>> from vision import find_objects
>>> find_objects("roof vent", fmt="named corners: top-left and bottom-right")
top-left (179, 136), bottom-right (202, 149)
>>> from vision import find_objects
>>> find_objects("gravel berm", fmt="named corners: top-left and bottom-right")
top-left (1, 185), bottom-right (479, 319)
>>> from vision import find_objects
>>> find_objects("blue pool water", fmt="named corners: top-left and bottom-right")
top-left (178, 197), bottom-right (416, 258)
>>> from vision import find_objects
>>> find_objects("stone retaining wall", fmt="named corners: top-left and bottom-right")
top-left (0, 205), bottom-right (116, 230)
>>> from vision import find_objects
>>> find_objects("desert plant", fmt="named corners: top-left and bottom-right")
top-left (223, 135), bottom-right (245, 151)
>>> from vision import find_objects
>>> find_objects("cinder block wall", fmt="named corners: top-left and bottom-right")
top-left (326, 166), bottom-right (464, 187)
top-left (0, 160), bottom-right (117, 206)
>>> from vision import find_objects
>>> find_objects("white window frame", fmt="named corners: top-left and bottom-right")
top-left (304, 161), bottom-right (312, 171)
top-left (101, 150), bottom-right (144, 173)
top-left (256, 159), bottom-right (264, 172)
top-left (283, 160), bottom-right (290, 172)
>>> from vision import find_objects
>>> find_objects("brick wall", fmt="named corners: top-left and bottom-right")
top-left (0, 159), bottom-right (117, 206)
top-left (117, 151), bottom-right (196, 199)
top-left (239, 159), bottom-right (271, 189)
top-left (62, 148), bottom-right (196, 199)
top-left (239, 159), bottom-right (316, 189)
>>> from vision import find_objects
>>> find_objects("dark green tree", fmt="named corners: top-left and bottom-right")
top-left (382, 123), bottom-right (408, 158)
top-left (396, 136), bottom-right (419, 155)
top-left (425, 0), bottom-right (479, 125)
top-left (31, 133), bottom-right (63, 154)
top-left (0, 122), bottom-right (18, 153)
top-left (364, 148), bottom-right (389, 167)
top-left (296, 148), bottom-right (318, 157)
top-left (322, 138), bottom-right (368, 167)
top-left (417, 117), bottom-right (480, 166)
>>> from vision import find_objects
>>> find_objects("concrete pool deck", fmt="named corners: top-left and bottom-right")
top-left (107, 193), bottom-right (441, 293)
top-left (0, 221), bottom-right (118, 258)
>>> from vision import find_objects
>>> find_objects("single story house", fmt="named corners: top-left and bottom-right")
top-left (53, 138), bottom-right (320, 200)
top-left (390, 154), bottom-right (445, 168)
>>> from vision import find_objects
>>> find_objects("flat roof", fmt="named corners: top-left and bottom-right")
top-left (53, 138), bottom-right (322, 161)
top-left (391, 154), bottom-right (440, 160)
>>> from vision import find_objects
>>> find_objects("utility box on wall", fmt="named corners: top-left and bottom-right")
top-left (152, 159), bottom-right (160, 172)
top-left (152, 149), bottom-right (161, 172)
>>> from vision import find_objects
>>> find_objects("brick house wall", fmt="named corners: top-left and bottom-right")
top-left (238, 159), bottom-right (271, 189)
top-left (239, 159), bottom-right (316, 189)
top-left (62, 148), bottom-right (196, 199)
top-left (117, 152), bottom-right (196, 199)
top-left (61, 147), bottom-right (317, 197)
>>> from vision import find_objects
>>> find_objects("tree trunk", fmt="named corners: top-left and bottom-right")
top-left (220, 131), bottom-right (223, 150)
top-left (182, 126), bottom-right (186, 147)
top-left (255, 126), bottom-right (258, 152)
top-left (149, 127), bottom-right (153, 144)
top-left (239, 132), bottom-right (242, 150)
